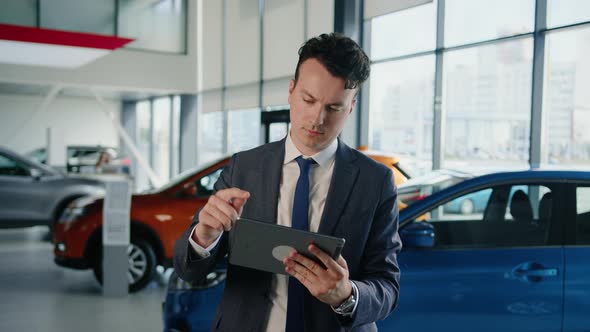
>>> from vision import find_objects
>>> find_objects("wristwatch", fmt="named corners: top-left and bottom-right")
top-left (333, 284), bottom-right (357, 316)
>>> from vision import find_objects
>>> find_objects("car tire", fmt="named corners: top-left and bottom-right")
top-left (460, 199), bottom-right (475, 215)
top-left (92, 237), bottom-right (157, 293)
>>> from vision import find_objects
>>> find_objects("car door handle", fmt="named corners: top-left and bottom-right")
top-left (506, 262), bottom-right (559, 283)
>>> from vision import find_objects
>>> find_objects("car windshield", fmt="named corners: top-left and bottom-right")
top-left (28, 157), bottom-right (61, 175)
top-left (142, 158), bottom-right (227, 194)
top-left (401, 169), bottom-right (471, 188)
top-left (25, 148), bottom-right (47, 163)
top-left (398, 169), bottom-right (472, 206)
top-left (8, 149), bottom-right (60, 176)
top-left (393, 160), bottom-right (413, 179)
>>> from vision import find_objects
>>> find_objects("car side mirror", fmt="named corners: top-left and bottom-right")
top-left (182, 183), bottom-right (197, 197)
top-left (29, 168), bottom-right (42, 180)
top-left (400, 222), bottom-right (435, 248)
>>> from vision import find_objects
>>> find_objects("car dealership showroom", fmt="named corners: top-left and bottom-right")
top-left (1, 0), bottom-right (590, 331)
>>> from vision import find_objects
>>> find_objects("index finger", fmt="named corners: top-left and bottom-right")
top-left (216, 188), bottom-right (250, 202)
top-left (308, 244), bottom-right (342, 272)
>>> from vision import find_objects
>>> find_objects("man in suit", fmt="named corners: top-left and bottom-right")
top-left (174, 33), bottom-right (401, 332)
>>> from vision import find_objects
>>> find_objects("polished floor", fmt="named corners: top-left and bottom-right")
top-left (0, 227), bottom-right (168, 332)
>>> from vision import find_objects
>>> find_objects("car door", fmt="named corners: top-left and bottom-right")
top-left (0, 152), bottom-right (48, 226)
top-left (380, 182), bottom-right (565, 332)
top-left (563, 183), bottom-right (590, 331)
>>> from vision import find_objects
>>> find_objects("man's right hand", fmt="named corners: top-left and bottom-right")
top-left (193, 188), bottom-right (250, 248)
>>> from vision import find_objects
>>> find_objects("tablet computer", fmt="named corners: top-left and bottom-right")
top-left (228, 218), bottom-right (345, 275)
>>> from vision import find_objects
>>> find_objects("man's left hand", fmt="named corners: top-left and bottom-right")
top-left (283, 244), bottom-right (352, 307)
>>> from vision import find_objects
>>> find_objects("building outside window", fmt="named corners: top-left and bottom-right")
top-left (543, 26), bottom-right (590, 168)
top-left (369, 56), bottom-right (434, 173)
top-left (442, 38), bottom-right (533, 172)
top-left (367, 0), bottom-right (590, 174)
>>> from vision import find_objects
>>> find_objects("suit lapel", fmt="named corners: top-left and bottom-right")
top-left (257, 139), bottom-right (285, 224)
top-left (318, 139), bottom-right (359, 235)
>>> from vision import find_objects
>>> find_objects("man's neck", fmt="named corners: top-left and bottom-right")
top-left (289, 133), bottom-right (333, 157)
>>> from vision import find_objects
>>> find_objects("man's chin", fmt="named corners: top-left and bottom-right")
top-left (303, 139), bottom-right (329, 151)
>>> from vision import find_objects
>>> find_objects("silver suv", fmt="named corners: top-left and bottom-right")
top-left (0, 146), bottom-right (105, 229)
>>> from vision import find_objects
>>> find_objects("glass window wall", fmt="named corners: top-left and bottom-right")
top-left (228, 108), bottom-right (261, 153)
top-left (543, 26), bottom-right (590, 168)
top-left (547, 0), bottom-right (590, 28)
top-left (171, 96), bottom-right (181, 176)
top-left (442, 38), bottom-right (533, 172)
top-left (199, 112), bottom-right (225, 166)
top-left (444, 0), bottom-right (534, 47)
top-left (370, 2), bottom-right (436, 60)
top-left (136, 101), bottom-right (151, 191)
top-left (153, 97), bottom-right (171, 182)
top-left (118, 0), bottom-right (187, 53)
top-left (369, 55), bottom-right (435, 172)
top-left (0, 0), bottom-right (36, 26)
top-left (40, 0), bottom-right (115, 34)
top-left (368, 0), bottom-right (590, 175)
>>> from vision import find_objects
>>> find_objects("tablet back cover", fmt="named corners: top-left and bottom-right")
top-left (229, 218), bottom-right (345, 275)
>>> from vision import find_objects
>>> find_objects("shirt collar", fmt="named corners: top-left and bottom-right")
top-left (284, 131), bottom-right (338, 168)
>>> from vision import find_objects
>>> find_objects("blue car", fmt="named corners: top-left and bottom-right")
top-left (163, 170), bottom-right (590, 332)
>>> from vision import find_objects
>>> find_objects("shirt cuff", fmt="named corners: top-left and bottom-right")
top-left (188, 225), bottom-right (223, 258)
top-left (331, 280), bottom-right (359, 317)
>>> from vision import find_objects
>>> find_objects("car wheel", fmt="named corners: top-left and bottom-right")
top-left (460, 199), bottom-right (475, 215)
top-left (92, 237), bottom-right (157, 293)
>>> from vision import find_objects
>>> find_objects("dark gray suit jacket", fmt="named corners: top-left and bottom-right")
top-left (174, 138), bottom-right (401, 331)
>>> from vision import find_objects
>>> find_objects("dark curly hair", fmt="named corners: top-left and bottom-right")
top-left (294, 33), bottom-right (370, 90)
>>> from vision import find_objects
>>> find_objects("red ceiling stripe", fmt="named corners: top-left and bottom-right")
top-left (0, 23), bottom-right (133, 50)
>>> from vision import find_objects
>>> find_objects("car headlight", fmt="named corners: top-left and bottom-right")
top-left (58, 196), bottom-right (97, 224)
top-left (58, 206), bottom-right (87, 224)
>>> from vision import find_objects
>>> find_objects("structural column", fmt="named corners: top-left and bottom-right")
top-left (180, 94), bottom-right (199, 171)
top-left (334, 0), bottom-right (363, 148)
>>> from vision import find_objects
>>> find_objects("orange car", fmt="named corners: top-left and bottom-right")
top-left (54, 152), bottom-right (410, 292)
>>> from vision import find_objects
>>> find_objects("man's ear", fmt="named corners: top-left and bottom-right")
top-left (349, 98), bottom-right (357, 114)
top-left (288, 79), bottom-right (295, 104)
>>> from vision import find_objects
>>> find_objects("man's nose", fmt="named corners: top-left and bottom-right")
top-left (309, 104), bottom-right (325, 125)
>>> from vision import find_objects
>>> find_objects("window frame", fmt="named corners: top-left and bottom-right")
top-left (565, 182), bottom-right (590, 245)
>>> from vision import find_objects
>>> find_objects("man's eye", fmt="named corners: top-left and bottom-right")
top-left (329, 107), bottom-right (342, 112)
top-left (303, 98), bottom-right (313, 103)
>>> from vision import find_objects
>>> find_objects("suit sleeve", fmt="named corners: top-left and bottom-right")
top-left (340, 168), bottom-right (402, 327)
top-left (172, 154), bottom-right (237, 283)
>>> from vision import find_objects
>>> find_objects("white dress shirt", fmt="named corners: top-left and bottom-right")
top-left (188, 133), bottom-right (357, 331)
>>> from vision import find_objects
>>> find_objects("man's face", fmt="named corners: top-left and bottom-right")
top-left (288, 58), bottom-right (357, 155)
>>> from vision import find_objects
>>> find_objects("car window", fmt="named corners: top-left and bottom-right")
top-left (26, 149), bottom-right (47, 163)
top-left (71, 149), bottom-right (99, 161)
top-left (0, 154), bottom-right (30, 176)
top-left (66, 148), bottom-right (78, 158)
top-left (426, 184), bottom-right (553, 249)
top-left (576, 186), bottom-right (590, 244)
top-left (196, 169), bottom-right (223, 196)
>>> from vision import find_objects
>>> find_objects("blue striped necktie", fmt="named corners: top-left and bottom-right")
top-left (286, 156), bottom-right (315, 332)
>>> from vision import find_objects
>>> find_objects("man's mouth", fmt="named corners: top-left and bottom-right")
top-left (305, 128), bottom-right (324, 136)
